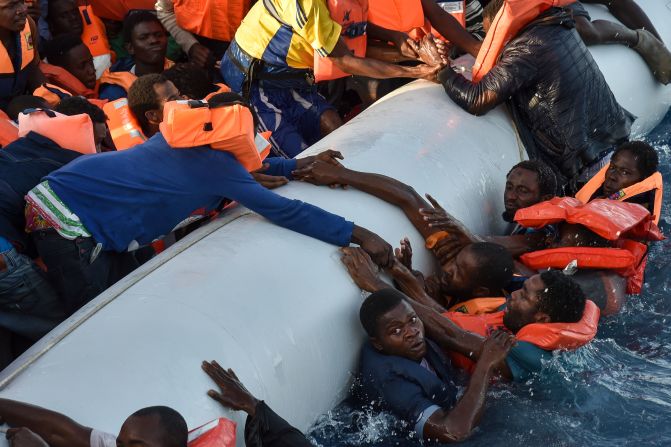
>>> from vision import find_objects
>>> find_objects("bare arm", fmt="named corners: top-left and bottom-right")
top-left (0, 399), bottom-right (92, 447)
top-left (420, 0), bottom-right (481, 56)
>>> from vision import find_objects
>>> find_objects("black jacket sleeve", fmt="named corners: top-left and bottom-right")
top-left (244, 401), bottom-right (314, 447)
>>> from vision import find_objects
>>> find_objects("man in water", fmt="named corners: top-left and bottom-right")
top-left (438, 0), bottom-right (633, 191)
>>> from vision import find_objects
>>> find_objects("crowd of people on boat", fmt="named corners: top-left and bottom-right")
top-left (0, 0), bottom-right (668, 445)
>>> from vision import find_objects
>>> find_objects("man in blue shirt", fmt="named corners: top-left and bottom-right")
top-left (357, 288), bottom-right (515, 443)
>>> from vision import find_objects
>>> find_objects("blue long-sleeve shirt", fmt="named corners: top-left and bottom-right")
top-left (45, 133), bottom-right (354, 252)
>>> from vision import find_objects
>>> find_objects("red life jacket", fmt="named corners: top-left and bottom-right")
top-left (188, 418), bottom-right (236, 447)
top-left (38, 62), bottom-right (98, 99)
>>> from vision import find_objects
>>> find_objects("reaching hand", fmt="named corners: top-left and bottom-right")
top-left (479, 330), bottom-right (516, 368)
top-left (314, 149), bottom-right (344, 167)
top-left (394, 237), bottom-right (413, 270)
top-left (431, 234), bottom-right (468, 265)
top-left (416, 34), bottom-right (446, 67)
top-left (188, 43), bottom-right (213, 68)
top-left (6, 428), bottom-right (49, 447)
top-left (202, 361), bottom-right (259, 417)
top-left (251, 163), bottom-right (289, 189)
top-left (420, 194), bottom-right (478, 246)
top-left (413, 63), bottom-right (442, 82)
top-left (340, 247), bottom-right (388, 292)
top-left (292, 160), bottom-right (347, 188)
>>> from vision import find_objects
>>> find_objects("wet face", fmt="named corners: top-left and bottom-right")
top-left (602, 150), bottom-right (643, 197)
top-left (62, 44), bottom-right (96, 89)
top-left (503, 167), bottom-right (543, 222)
top-left (433, 246), bottom-right (481, 298)
top-left (128, 21), bottom-right (168, 66)
top-left (93, 122), bottom-right (107, 152)
top-left (503, 274), bottom-right (549, 333)
top-left (371, 301), bottom-right (426, 362)
top-left (0, 0), bottom-right (27, 33)
top-left (48, 0), bottom-right (82, 36)
top-left (117, 414), bottom-right (169, 447)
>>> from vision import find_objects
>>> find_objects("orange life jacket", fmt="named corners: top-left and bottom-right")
top-left (575, 164), bottom-right (664, 226)
top-left (204, 83), bottom-right (232, 100)
top-left (410, 1), bottom-right (466, 42)
top-left (173, 0), bottom-right (251, 42)
top-left (187, 418), bottom-right (236, 447)
top-left (0, 110), bottom-right (18, 148)
top-left (79, 5), bottom-right (113, 78)
top-left (38, 62), bottom-right (98, 98)
top-left (367, 0), bottom-right (424, 33)
top-left (314, 0), bottom-right (368, 82)
top-left (88, 0), bottom-right (156, 21)
top-left (471, 0), bottom-right (573, 82)
top-left (99, 69), bottom-right (137, 93)
top-left (18, 109), bottom-right (96, 154)
top-left (0, 19), bottom-right (36, 97)
top-left (448, 297), bottom-right (507, 315)
top-left (33, 82), bottom-right (107, 110)
top-left (160, 100), bottom-right (271, 172)
top-left (444, 300), bottom-right (599, 372)
top-left (103, 98), bottom-right (147, 150)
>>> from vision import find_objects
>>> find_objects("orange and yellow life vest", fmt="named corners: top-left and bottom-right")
top-left (17, 109), bottom-right (97, 154)
top-left (187, 418), bottom-right (236, 447)
top-left (472, 0), bottom-right (573, 82)
top-left (160, 99), bottom-right (271, 172)
top-left (314, 0), bottom-right (369, 82)
top-left (575, 164), bottom-right (664, 226)
top-left (173, 0), bottom-right (251, 42)
top-left (0, 110), bottom-right (18, 148)
top-left (88, 0), bottom-right (156, 22)
top-left (444, 299), bottom-right (599, 372)
top-left (79, 5), bottom-right (113, 79)
top-left (367, 0), bottom-right (424, 33)
top-left (103, 98), bottom-right (147, 150)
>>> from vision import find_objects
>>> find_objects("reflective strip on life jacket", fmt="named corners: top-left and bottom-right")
top-left (18, 109), bottom-right (96, 154)
top-left (471, 0), bottom-right (573, 82)
top-left (447, 297), bottom-right (507, 315)
top-left (173, 0), bottom-right (251, 42)
top-left (79, 5), bottom-right (113, 78)
top-left (0, 19), bottom-right (35, 75)
top-left (367, 0), bottom-right (424, 33)
top-left (314, 0), bottom-right (368, 82)
top-left (187, 418), bottom-right (236, 447)
top-left (575, 163), bottom-right (664, 226)
top-left (514, 197), bottom-right (664, 242)
top-left (160, 100), bottom-right (271, 172)
top-left (0, 110), bottom-right (18, 148)
top-left (38, 62), bottom-right (98, 99)
top-left (103, 98), bottom-right (147, 151)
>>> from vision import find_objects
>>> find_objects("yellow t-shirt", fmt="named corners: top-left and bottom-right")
top-left (234, 0), bottom-right (342, 69)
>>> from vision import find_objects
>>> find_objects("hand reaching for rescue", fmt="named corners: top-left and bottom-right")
top-left (394, 237), bottom-right (413, 270)
top-left (479, 330), bottom-right (516, 369)
top-left (251, 163), bottom-right (289, 189)
top-left (293, 160), bottom-right (347, 188)
top-left (393, 34), bottom-right (421, 60)
top-left (417, 34), bottom-right (447, 68)
top-left (340, 247), bottom-right (388, 292)
top-left (6, 428), bottom-right (49, 447)
top-left (420, 194), bottom-right (478, 247)
top-left (202, 361), bottom-right (259, 417)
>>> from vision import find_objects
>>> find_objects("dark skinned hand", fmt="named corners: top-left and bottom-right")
top-left (479, 330), bottom-right (516, 368)
top-left (394, 237), bottom-right (413, 270)
top-left (293, 160), bottom-right (347, 188)
top-left (392, 33), bottom-right (421, 60)
top-left (416, 34), bottom-right (446, 67)
top-left (202, 360), bottom-right (259, 417)
top-left (188, 43), bottom-right (213, 69)
top-left (251, 163), bottom-right (289, 189)
top-left (340, 247), bottom-right (387, 292)
top-left (421, 194), bottom-right (478, 245)
top-left (6, 428), bottom-right (49, 447)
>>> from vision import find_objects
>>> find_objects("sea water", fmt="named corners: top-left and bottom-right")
top-left (308, 108), bottom-right (671, 446)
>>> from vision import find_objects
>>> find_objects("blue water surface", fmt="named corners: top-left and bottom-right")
top-left (308, 108), bottom-right (671, 446)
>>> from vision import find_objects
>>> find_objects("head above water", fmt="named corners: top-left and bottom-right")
top-left (430, 242), bottom-right (514, 299)
top-left (43, 33), bottom-right (96, 90)
top-left (122, 10), bottom-right (168, 67)
top-left (117, 406), bottom-right (188, 447)
top-left (602, 141), bottom-right (659, 197)
top-left (503, 270), bottom-right (586, 334)
top-left (0, 0), bottom-right (28, 33)
top-left (47, 0), bottom-right (83, 37)
top-left (128, 73), bottom-right (181, 137)
top-left (360, 289), bottom-right (426, 362)
top-left (503, 160), bottom-right (557, 222)
top-left (54, 96), bottom-right (108, 151)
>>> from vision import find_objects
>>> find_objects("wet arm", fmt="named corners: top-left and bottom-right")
top-left (329, 39), bottom-right (430, 79)
top-left (420, 0), bottom-right (481, 56)
top-left (482, 233), bottom-right (548, 257)
top-left (0, 399), bottom-right (91, 447)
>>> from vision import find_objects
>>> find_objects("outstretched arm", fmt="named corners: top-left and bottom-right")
top-left (0, 399), bottom-right (91, 447)
top-left (420, 0), bottom-right (482, 56)
top-left (582, 0), bottom-right (661, 40)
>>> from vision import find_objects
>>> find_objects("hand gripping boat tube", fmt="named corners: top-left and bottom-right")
top-left (17, 109), bottom-right (96, 154)
top-left (160, 100), bottom-right (271, 172)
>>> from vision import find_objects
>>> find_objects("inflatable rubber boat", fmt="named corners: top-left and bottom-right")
top-left (1, 2), bottom-right (670, 444)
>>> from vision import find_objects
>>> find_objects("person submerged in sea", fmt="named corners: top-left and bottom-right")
top-left (357, 288), bottom-right (516, 443)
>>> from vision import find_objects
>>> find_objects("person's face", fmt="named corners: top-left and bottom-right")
top-left (503, 167), bottom-right (543, 222)
top-left (63, 44), bottom-right (96, 89)
top-left (432, 246), bottom-right (480, 299)
top-left (93, 122), bottom-right (107, 152)
top-left (0, 0), bottom-right (27, 33)
top-left (48, 0), bottom-right (82, 36)
top-left (128, 21), bottom-right (168, 66)
top-left (602, 150), bottom-right (643, 197)
top-left (116, 415), bottom-right (168, 447)
top-left (503, 274), bottom-right (550, 333)
top-left (144, 80), bottom-right (182, 128)
top-left (371, 301), bottom-right (426, 362)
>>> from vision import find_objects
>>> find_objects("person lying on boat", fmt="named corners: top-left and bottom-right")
top-left (356, 288), bottom-right (515, 443)
top-left (437, 0), bottom-right (634, 193)
top-left (24, 92), bottom-right (395, 315)
top-left (292, 160), bottom-right (515, 309)
top-left (202, 360), bottom-right (314, 447)
top-left (569, 0), bottom-right (671, 84)
top-left (0, 399), bottom-right (188, 447)
top-left (342, 248), bottom-right (597, 382)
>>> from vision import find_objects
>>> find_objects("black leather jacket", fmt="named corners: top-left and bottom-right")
top-left (439, 8), bottom-right (634, 185)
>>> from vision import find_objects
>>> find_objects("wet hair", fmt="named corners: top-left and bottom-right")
top-left (43, 33), bottom-right (84, 68)
top-left (507, 160), bottom-right (558, 197)
top-left (163, 63), bottom-right (215, 100)
top-left (129, 406), bottom-right (188, 447)
top-left (537, 270), bottom-right (586, 323)
top-left (54, 96), bottom-right (106, 124)
top-left (483, 0), bottom-right (504, 23)
top-left (359, 289), bottom-right (405, 338)
top-left (122, 10), bottom-right (164, 44)
top-left (466, 242), bottom-right (514, 294)
top-left (5, 95), bottom-right (48, 121)
top-left (613, 141), bottom-right (659, 179)
top-left (128, 74), bottom-right (167, 133)
top-left (208, 92), bottom-right (260, 130)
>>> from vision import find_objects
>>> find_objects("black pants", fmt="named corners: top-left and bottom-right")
top-left (31, 230), bottom-right (141, 315)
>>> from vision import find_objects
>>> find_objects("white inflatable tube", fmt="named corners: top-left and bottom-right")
top-left (1, 2), bottom-right (669, 445)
